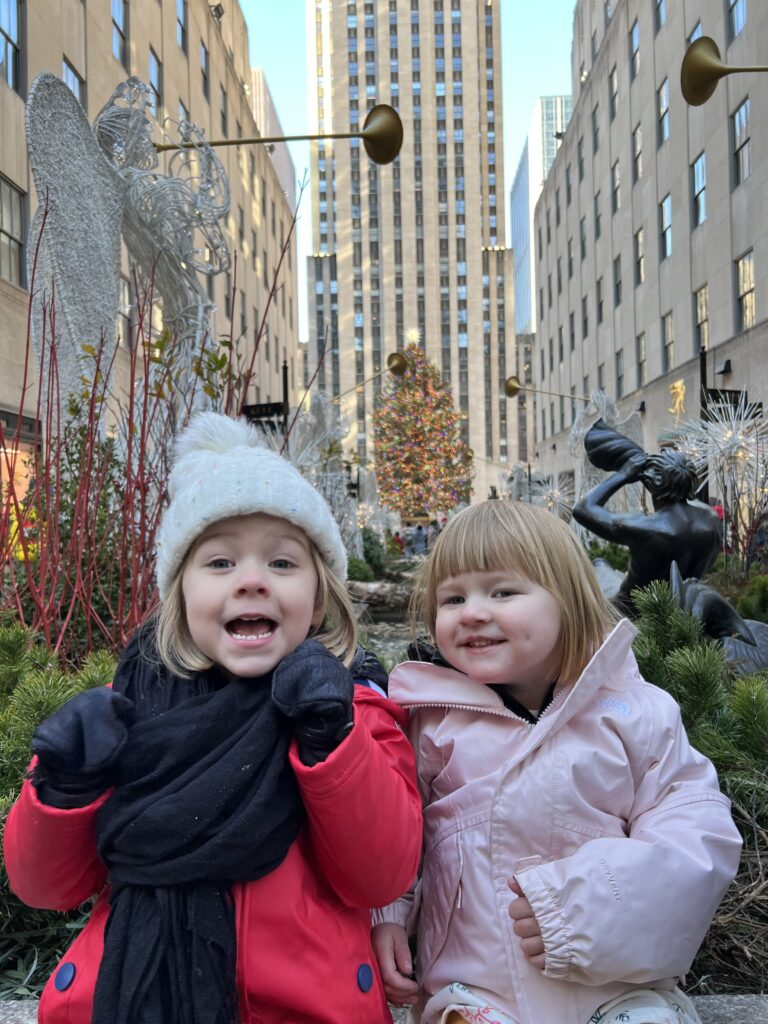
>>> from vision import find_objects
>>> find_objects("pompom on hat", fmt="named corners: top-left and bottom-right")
top-left (155, 412), bottom-right (347, 598)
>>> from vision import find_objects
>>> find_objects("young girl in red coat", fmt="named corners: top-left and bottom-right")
top-left (4, 412), bottom-right (421, 1024)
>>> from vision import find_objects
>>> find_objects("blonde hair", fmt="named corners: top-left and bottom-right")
top-left (411, 500), bottom-right (618, 683)
top-left (155, 540), bottom-right (357, 677)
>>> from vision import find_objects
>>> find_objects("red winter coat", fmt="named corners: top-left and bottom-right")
top-left (4, 687), bottom-right (422, 1024)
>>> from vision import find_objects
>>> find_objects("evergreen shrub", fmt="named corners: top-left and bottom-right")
top-left (0, 625), bottom-right (115, 997)
top-left (633, 581), bottom-right (768, 994)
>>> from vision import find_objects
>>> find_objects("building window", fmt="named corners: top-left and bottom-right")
top-left (615, 349), bottom-right (624, 398)
top-left (580, 216), bottom-right (587, 260)
top-left (177, 0), bottom-right (187, 53)
top-left (655, 0), bottom-right (666, 32)
top-left (582, 295), bottom-right (588, 339)
top-left (594, 191), bottom-right (601, 239)
top-left (598, 362), bottom-right (605, 390)
top-left (611, 161), bottom-right (620, 213)
top-left (112, 0), bottom-right (128, 68)
top-left (62, 59), bottom-right (85, 107)
top-left (566, 163), bottom-right (572, 204)
top-left (117, 275), bottom-right (132, 348)
top-left (613, 256), bottom-right (622, 306)
top-left (732, 98), bottom-right (750, 186)
top-left (578, 137), bottom-right (584, 180)
top-left (736, 250), bottom-right (755, 331)
top-left (660, 194), bottom-right (672, 259)
top-left (692, 152), bottom-right (706, 226)
top-left (548, 336), bottom-right (554, 372)
top-left (201, 43), bottom-right (209, 100)
top-left (567, 237), bottom-right (573, 278)
top-left (557, 256), bottom-right (562, 294)
top-left (592, 105), bottom-right (600, 153)
top-left (596, 278), bottom-right (604, 324)
top-left (728, 0), bottom-right (746, 41)
top-left (657, 78), bottom-right (670, 145)
top-left (569, 311), bottom-right (575, 350)
top-left (0, 175), bottom-right (24, 287)
top-left (688, 21), bottom-right (702, 44)
top-left (634, 227), bottom-right (645, 284)
top-left (148, 49), bottom-right (162, 118)
top-left (220, 85), bottom-right (228, 137)
top-left (636, 332), bottom-right (646, 386)
top-left (0, 0), bottom-right (20, 92)
top-left (632, 123), bottom-right (643, 182)
top-left (661, 312), bottom-right (674, 373)
top-left (604, 0), bottom-right (613, 27)
top-left (629, 19), bottom-right (640, 80)
top-left (694, 285), bottom-right (709, 353)
top-left (608, 66), bottom-right (618, 121)
top-left (555, 188), bottom-right (561, 226)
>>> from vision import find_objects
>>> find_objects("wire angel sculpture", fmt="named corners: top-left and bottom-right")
top-left (25, 73), bottom-right (230, 433)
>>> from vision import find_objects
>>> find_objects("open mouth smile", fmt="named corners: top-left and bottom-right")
top-left (462, 637), bottom-right (503, 649)
top-left (226, 615), bottom-right (276, 642)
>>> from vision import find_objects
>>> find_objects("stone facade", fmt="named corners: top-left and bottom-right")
top-left (533, 0), bottom-right (768, 482)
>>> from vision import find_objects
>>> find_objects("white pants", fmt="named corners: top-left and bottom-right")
top-left (419, 981), bottom-right (702, 1024)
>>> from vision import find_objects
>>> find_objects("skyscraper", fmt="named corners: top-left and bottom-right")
top-left (307, 0), bottom-right (514, 503)
top-left (510, 96), bottom-right (572, 336)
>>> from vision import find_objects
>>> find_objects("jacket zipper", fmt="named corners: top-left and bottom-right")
top-left (401, 684), bottom-right (572, 729)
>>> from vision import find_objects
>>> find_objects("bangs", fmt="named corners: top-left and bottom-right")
top-left (427, 505), bottom-right (531, 583)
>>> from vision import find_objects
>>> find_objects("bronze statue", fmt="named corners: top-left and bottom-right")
top-left (573, 419), bottom-right (722, 617)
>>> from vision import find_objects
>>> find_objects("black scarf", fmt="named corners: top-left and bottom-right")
top-left (92, 627), bottom-right (303, 1024)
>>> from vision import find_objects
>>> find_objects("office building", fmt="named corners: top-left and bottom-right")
top-left (0, 0), bottom-right (299, 481)
top-left (533, 0), bottom-right (768, 482)
top-left (510, 95), bottom-right (571, 462)
top-left (306, 0), bottom-right (514, 503)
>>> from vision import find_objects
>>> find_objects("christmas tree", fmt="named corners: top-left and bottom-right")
top-left (373, 343), bottom-right (472, 516)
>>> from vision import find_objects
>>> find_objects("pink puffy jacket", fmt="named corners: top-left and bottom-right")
top-left (377, 620), bottom-right (741, 1024)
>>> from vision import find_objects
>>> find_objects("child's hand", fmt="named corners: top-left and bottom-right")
top-left (31, 687), bottom-right (135, 807)
top-left (271, 639), bottom-right (354, 766)
top-left (507, 878), bottom-right (546, 971)
top-left (371, 923), bottom-right (419, 1006)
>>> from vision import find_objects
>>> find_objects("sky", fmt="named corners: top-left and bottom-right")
top-left (242, 0), bottom-right (576, 339)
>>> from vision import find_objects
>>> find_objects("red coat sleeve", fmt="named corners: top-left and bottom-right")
top-left (3, 762), bottom-right (109, 911)
top-left (289, 688), bottom-right (422, 909)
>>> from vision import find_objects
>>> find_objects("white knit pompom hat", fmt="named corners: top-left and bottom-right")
top-left (155, 412), bottom-right (347, 598)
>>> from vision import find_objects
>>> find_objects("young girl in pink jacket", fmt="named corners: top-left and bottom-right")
top-left (373, 500), bottom-right (741, 1024)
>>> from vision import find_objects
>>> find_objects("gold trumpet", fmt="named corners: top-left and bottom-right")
top-left (681, 35), bottom-right (768, 106)
top-left (157, 103), bottom-right (404, 165)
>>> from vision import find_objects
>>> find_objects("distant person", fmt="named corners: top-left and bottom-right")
top-left (413, 523), bottom-right (427, 555)
top-left (393, 530), bottom-right (405, 555)
top-left (573, 420), bottom-right (722, 617)
top-left (372, 500), bottom-right (740, 1024)
top-left (4, 412), bottom-right (421, 1024)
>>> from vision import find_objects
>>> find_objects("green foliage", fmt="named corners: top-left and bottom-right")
top-left (587, 539), bottom-right (630, 572)
top-left (347, 557), bottom-right (374, 582)
top-left (632, 581), bottom-right (768, 993)
top-left (361, 527), bottom-right (386, 579)
top-left (0, 625), bottom-right (115, 997)
top-left (735, 574), bottom-right (768, 624)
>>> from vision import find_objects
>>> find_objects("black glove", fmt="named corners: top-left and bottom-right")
top-left (271, 639), bottom-right (354, 767)
top-left (31, 687), bottom-right (135, 809)
top-left (350, 644), bottom-right (389, 692)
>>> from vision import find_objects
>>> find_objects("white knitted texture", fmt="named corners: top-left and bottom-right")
top-left (155, 413), bottom-right (347, 597)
